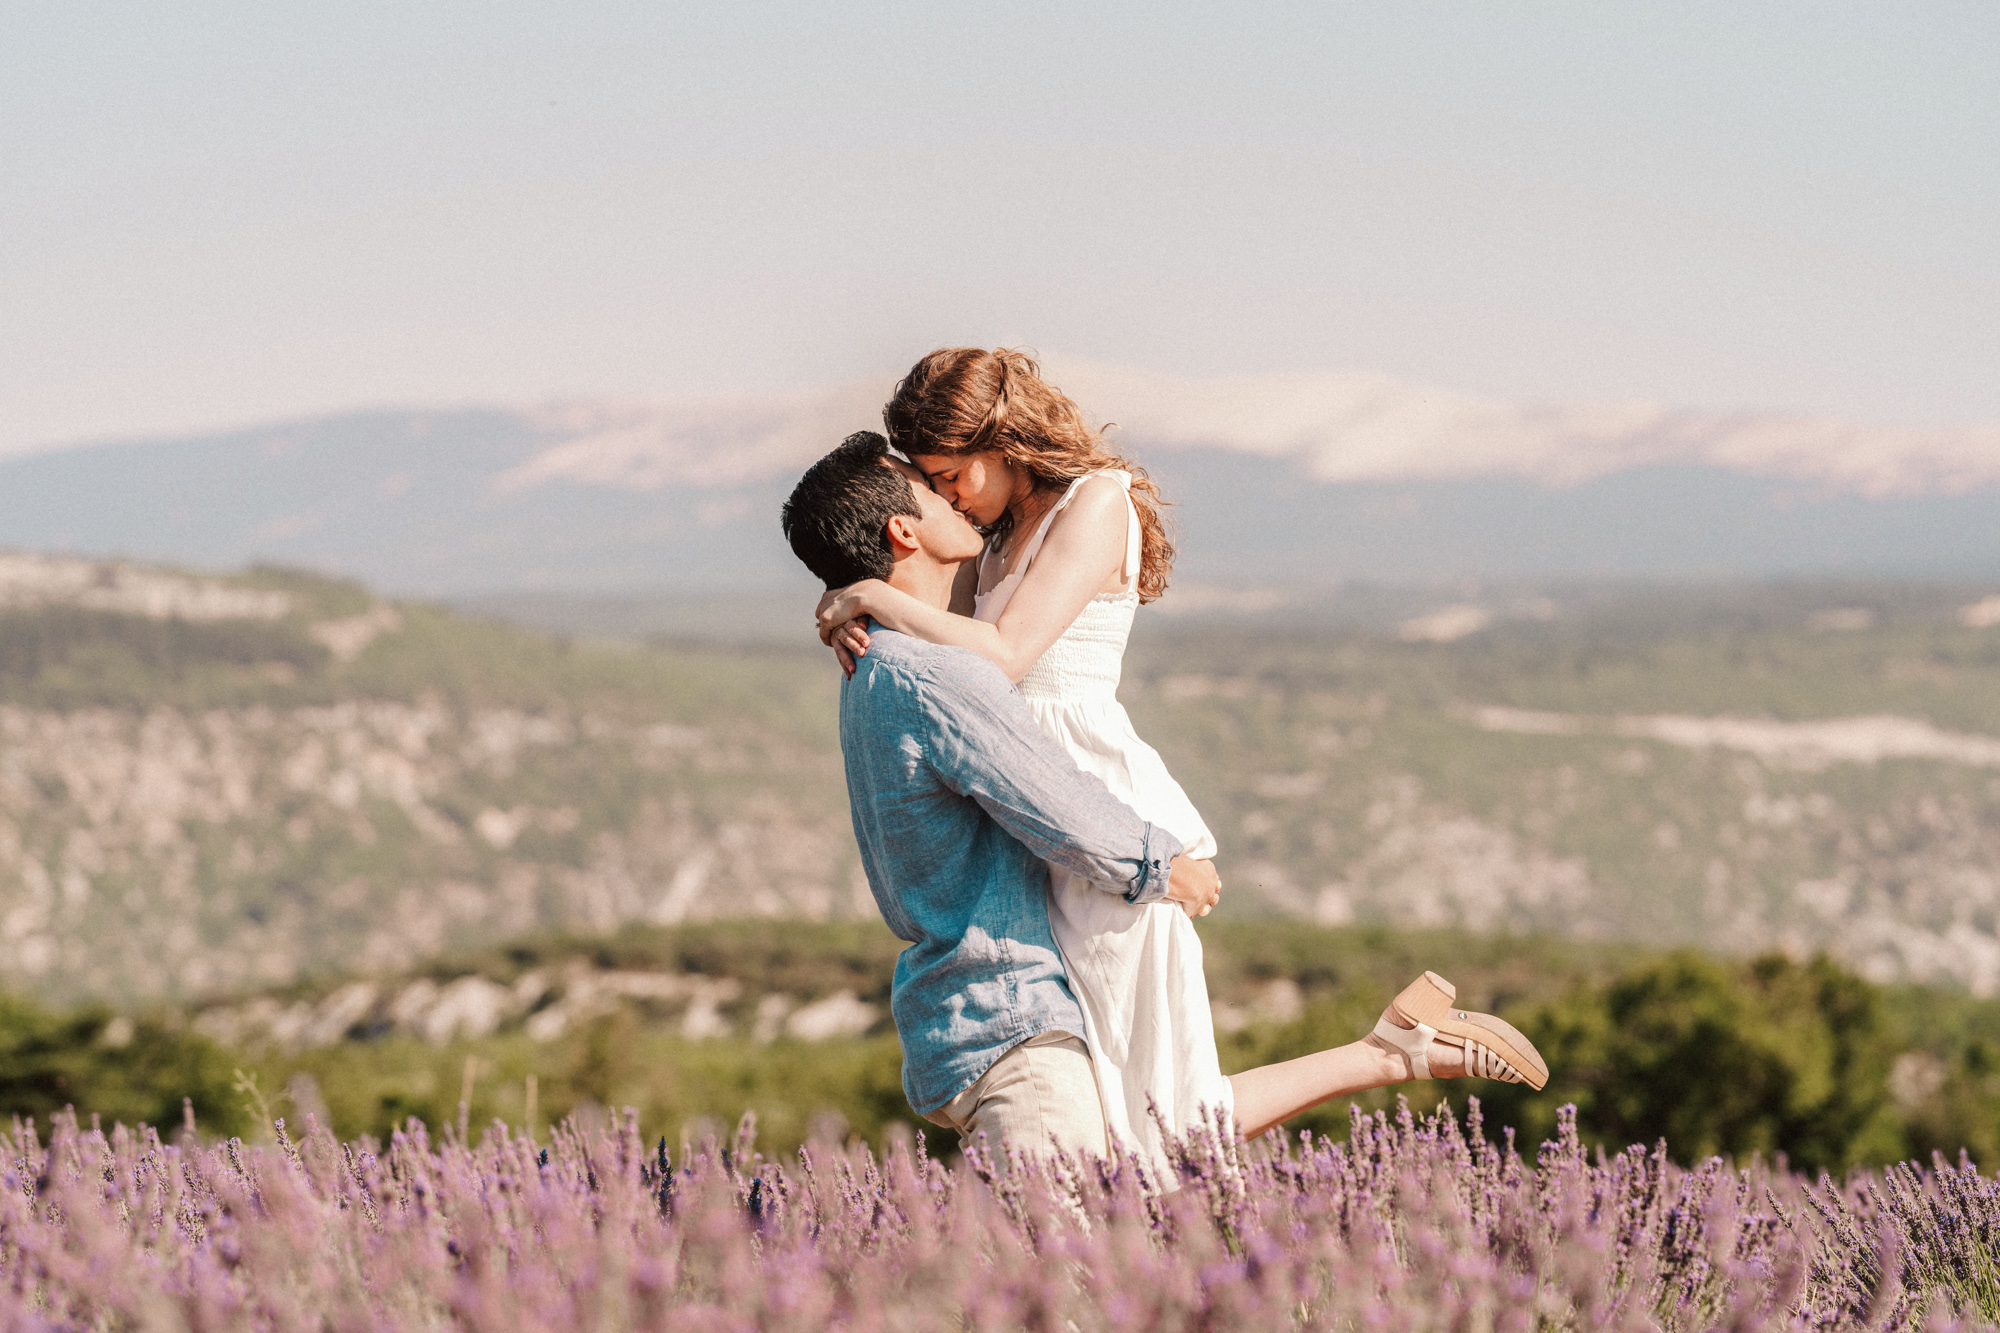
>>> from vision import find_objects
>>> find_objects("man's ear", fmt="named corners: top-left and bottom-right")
top-left (884, 512), bottom-right (923, 557)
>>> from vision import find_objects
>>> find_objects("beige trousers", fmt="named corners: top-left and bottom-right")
top-left (923, 1031), bottom-right (1108, 1158)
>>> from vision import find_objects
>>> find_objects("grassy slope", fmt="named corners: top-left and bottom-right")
top-left (0, 566), bottom-right (836, 727)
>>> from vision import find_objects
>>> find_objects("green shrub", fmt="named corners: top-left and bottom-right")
top-left (1473, 951), bottom-right (1904, 1171)
top-left (0, 996), bottom-right (246, 1137)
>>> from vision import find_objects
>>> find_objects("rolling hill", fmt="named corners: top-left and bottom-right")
top-left (0, 554), bottom-right (859, 1006)
top-left (7, 553), bottom-right (2000, 1007)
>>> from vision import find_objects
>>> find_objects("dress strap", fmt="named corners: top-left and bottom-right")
top-left (1118, 481), bottom-right (1140, 592)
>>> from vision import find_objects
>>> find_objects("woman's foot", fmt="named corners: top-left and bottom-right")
top-left (1366, 971), bottom-right (1549, 1090)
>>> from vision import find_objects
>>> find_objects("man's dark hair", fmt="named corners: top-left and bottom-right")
top-left (781, 431), bottom-right (925, 588)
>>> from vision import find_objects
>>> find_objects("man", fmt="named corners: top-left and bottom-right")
top-left (781, 431), bottom-right (1221, 1156)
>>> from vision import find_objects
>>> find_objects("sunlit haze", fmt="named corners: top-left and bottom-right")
top-left (5, 2), bottom-right (1997, 454)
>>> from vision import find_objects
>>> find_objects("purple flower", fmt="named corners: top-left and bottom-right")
top-left (0, 1101), bottom-right (1994, 1328)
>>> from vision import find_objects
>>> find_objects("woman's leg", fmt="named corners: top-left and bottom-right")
top-left (1227, 1015), bottom-right (1467, 1139)
top-left (1226, 971), bottom-right (1548, 1140)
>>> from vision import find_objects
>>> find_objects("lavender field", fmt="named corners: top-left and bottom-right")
top-left (7, 1099), bottom-right (1999, 1331)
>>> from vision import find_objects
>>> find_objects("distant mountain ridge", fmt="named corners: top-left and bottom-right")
top-left (5, 367), bottom-right (2000, 594)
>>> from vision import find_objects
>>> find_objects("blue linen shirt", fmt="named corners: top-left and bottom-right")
top-left (839, 625), bottom-right (1182, 1114)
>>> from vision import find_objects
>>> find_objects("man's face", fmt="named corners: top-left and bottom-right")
top-left (886, 458), bottom-right (985, 563)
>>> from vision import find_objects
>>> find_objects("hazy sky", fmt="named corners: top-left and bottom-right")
top-left (5, 2), bottom-right (1996, 453)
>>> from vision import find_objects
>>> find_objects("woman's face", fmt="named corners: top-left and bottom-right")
top-left (907, 451), bottom-right (1021, 528)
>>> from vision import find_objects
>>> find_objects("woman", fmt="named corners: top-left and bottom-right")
top-left (818, 349), bottom-right (1546, 1165)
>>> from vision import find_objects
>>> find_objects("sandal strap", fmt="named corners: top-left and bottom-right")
top-left (1465, 1040), bottom-right (1526, 1084)
top-left (1371, 1015), bottom-right (1439, 1080)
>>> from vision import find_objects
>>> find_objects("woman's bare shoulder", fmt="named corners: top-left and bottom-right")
top-left (1048, 473), bottom-right (1130, 532)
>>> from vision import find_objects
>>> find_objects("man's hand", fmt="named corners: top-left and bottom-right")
top-left (1165, 855), bottom-right (1221, 919)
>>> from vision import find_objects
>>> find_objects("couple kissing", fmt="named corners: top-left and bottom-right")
top-left (782, 348), bottom-right (1548, 1173)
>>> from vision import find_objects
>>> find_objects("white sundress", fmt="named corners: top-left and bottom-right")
top-left (974, 469), bottom-right (1233, 1172)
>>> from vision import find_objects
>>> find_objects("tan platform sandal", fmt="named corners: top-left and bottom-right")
top-left (1371, 970), bottom-right (1550, 1091)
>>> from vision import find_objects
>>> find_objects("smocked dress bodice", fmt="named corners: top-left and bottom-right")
top-left (1016, 592), bottom-right (1138, 704)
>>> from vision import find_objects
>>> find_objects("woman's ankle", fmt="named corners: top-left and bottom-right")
top-left (1361, 1030), bottom-right (1414, 1083)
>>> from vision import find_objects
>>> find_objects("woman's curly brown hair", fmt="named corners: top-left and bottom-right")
top-left (882, 348), bottom-right (1176, 603)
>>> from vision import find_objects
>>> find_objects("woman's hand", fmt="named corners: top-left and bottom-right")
top-left (816, 580), bottom-right (886, 645)
top-left (815, 583), bottom-right (881, 677)
top-left (828, 618), bottom-right (871, 678)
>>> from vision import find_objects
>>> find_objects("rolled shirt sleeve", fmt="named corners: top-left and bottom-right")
top-left (917, 652), bottom-right (1182, 901)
